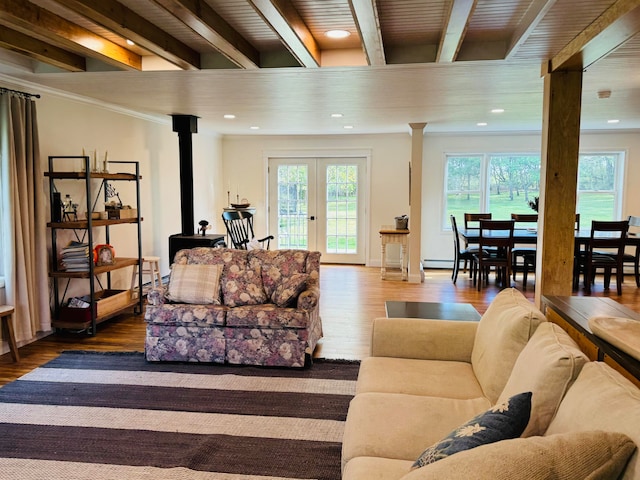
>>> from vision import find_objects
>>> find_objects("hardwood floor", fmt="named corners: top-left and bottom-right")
top-left (1, 265), bottom-right (639, 385)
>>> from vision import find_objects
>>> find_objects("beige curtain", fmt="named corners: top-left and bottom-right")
top-left (0, 91), bottom-right (50, 344)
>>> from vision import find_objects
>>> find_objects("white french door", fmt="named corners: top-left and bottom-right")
top-left (268, 156), bottom-right (367, 264)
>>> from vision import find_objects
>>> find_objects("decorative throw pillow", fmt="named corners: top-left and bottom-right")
top-left (272, 273), bottom-right (309, 307)
top-left (165, 264), bottom-right (222, 304)
top-left (221, 264), bottom-right (267, 307)
top-left (401, 431), bottom-right (636, 480)
top-left (412, 391), bottom-right (532, 469)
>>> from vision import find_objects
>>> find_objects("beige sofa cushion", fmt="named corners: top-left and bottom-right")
top-left (343, 457), bottom-right (413, 480)
top-left (545, 362), bottom-right (640, 480)
top-left (355, 357), bottom-right (484, 398)
top-left (471, 288), bottom-right (546, 403)
top-left (497, 322), bottom-right (589, 437)
top-left (400, 431), bottom-right (635, 480)
top-left (342, 392), bottom-right (490, 467)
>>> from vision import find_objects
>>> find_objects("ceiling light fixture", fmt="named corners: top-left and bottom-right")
top-left (325, 30), bottom-right (351, 39)
top-left (223, 114), bottom-right (236, 119)
top-left (343, 125), bottom-right (354, 129)
top-left (250, 126), bottom-right (260, 130)
top-left (126, 39), bottom-right (135, 46)
top-left (607, 119), bottom-right (620, 124)
top-left (477, 122), bottom-right (488, 127)
top-left (331, 113), bottom-right (343, 118)
top-left (491, 108), bottom-right (504, 113)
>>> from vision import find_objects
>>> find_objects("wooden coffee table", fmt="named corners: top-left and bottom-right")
top-left (385, 301), bottom-right (481, 321)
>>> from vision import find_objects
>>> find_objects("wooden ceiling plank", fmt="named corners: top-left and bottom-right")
top-left (547, 0), bottom-right (640, 72)
top-left (349, 0), bottom-right (385, 66)
top-left (0, 25), bottom-right (86, 72)
top-left (152, 0), bottom-right (260, 69)
top-left (0, 0), bottom-right (141, 70)
top-left (437, 0), bottom-right (477, 62)
top-left (506, 0), bottom-right (558, 59)
top-left (53, 0), bottom-right (201, 70)
top-left (249, 0), bottom-right (320, 68)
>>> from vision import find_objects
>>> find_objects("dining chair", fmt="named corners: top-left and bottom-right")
top-left (222, 210), bottom-right (274, 250)
top-left (463, 213), bottom-right (491, 273)
top-left (472, 219), bottom-right (515, 291)
top-left (450, 215), bottom-right (480, 284)
top-left (510, 213), bottom-right (538, 283)
top-left (574, 220), bottom-right (629, 295)
top-left (619, 215), bottom-right (640, 287)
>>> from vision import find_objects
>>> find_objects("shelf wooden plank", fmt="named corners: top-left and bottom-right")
top-left (50, 257), bottom-right (139, 278)
top-left (51, 298), bottom-right (139, 330)
top-left (45, 171), bottom-right (140, 180)
top-left (47, 217), bottom-right (140, 229)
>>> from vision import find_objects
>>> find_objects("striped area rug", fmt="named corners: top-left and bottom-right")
top-left (0, 351), bottom-right (360, 480)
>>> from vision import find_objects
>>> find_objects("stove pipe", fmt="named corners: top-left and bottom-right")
top-left (171, 114), bottom-right (198, 236)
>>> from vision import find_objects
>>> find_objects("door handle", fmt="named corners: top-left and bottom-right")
top-left (309, 216), bottom-right (315, 221)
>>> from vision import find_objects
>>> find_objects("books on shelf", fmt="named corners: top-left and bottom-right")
top-left (61, 241), bottom-right (90, 272)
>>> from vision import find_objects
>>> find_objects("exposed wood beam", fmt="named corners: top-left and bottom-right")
top-left (0, 0), bottom-right (141, 70)
top-left (152, 0), bottom-right (259, 69)
top-left (349, 0), bottom-right (385, 66)
top-left (506, 0), bottom-right (558, 59)
top-left (53, 0), bottom-right (200, 70)
top-left (437, 0), bottom-right (477, 62)
top-left (0, 25), bottom-right (85, 72)
top-left (546, 0), bottom-right (640, 73)
top-left (249, 0), bottom-right (320, 68)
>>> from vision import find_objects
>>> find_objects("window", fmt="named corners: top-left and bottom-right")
top-left (444, 152), bottom-right (624, 227)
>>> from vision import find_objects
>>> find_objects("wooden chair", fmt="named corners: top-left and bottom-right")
top-left (472, 219), bottom-right (514, 291)
top-left (450, 215), bottom-right (481, 284)
top-left (0, 305), bottom-right (19, 362)
top-left (510, 213), bottom-right (538, 283)
top-left (222, 210), bottom-right (274, 250)
top-left (620, 215), bottom-right (640, 287)
top-left (463, 213), bottom-right (491, 272)
top-left (574, 220), bottom-right (629, 295)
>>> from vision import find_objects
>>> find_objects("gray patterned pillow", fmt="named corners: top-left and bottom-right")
top-left (412, 392), bottom-right (532, 469)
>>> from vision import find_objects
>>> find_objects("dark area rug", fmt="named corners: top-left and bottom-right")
top-left (0, 351), bottom-right (360, 480)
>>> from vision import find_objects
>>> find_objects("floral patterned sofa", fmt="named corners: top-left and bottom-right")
top-left (144, 247), bottom-right (322, 367)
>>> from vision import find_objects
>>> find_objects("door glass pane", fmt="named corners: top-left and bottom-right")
top-left (326, 165), bottom-right (358, 253)
top-left (277, 165), bottom-right (308, 249)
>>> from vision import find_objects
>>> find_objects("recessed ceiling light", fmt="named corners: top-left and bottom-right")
top-left (325, 30), bottom-right (351, 39)
top-left (126, 39), bottom-right (135, 46)
top-left (223, 114), bottom-right (236, 119)
top-left (250, 126), bottom-right (260, 130)
top-left (331, 113), bottom-right (343, 118)
top-left (343, 125), bottom-right (354, 129)
top-left (607, 119), bottom-right (620, 124)
top-left (477, 122), bottom-right (488, 127)
top-left (491, 108), bottom-right (504, 113)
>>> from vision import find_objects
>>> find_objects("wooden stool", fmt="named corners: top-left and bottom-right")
top-left (130, 256), bottom-right (162, 298)
top-left (0, 305), bottom-right (19, 362)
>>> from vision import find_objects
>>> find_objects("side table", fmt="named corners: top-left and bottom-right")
top-left (379, 226), bottom-right (410, 280)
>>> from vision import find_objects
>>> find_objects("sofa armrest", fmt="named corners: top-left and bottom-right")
top-left (297, 285), bottom-right (319, 311)
top-left (146, 286), bottom-right (168, 306)
top-left (370, 317), bottom-right (479, 362)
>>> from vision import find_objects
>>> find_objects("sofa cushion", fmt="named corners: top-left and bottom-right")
top-left (342, 392), bottom-right (491, 467)
top-left (343, 457), bottom-right (414, 480)
top-left (250, 249), bottom-right (309, 299)
top-left (497, 322), bottom-right (589, 437)
top-left (355, 357), bottom-right (485, 399)
top-left (401, 431), bottom-right (636, 480)
top-left (545, 362), bottom-right (640, 480)
top-left (412, 391), bottom-right (532, 469)
top-left (165, 264), bottom-right (222, 304)
top-left (471, 288), bottom-right (546, 403)
top-left (226, 304), bottom-right (309, 328)
top-left (272, 273), bottom-right (309, 307)
top-left (221, 264), bottom-right (267, 307)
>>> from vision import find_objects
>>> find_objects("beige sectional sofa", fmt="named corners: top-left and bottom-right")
top-left (342, 288), bottom-right (640, 480)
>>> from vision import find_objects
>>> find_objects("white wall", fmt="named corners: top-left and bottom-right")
top-left (222, 133), bottom-right (412, 265)
top-left (37, 95), bottom-right (223, 294)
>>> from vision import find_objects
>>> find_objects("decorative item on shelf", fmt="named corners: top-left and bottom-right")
top-left (94, 244), bottom-right (115, 266)
top-left (395, 215), bottom-right (409, 230)
top-left (105, 183), bottom-right (123, 208)
top-left (102, 151), bottom-right (109, 173)
top-left (198, 219), bottom-right (211, 236)
top-left (84, 212), bottom-right (101, 220)
top-left (62, 194), bottom-right (78, 222)
top-left (231, 197), bottom-right (251, 209)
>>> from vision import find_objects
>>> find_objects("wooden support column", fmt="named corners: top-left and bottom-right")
top-left (409, 122), bottom-right (427, 283)
top-left (534, 69), bottom-right (583, 309)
